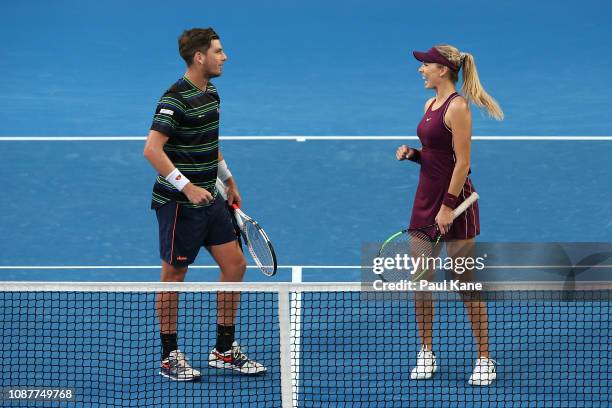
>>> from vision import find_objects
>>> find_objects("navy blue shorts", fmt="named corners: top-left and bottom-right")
top-left (155, 197), bottom-right (237, 266)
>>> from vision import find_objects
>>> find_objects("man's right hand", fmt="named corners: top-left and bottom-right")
top-left (182, 183), bottom-right (213, 205)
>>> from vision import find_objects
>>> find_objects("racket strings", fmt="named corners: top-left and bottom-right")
top-left (244, 221), bottom-right (275, 274)
top-left (408, 230), bottom-right (436, 257)
top-left (408, 230), bottom-right (437, 281)
top-left (377, 230), bottom-right (437, 282)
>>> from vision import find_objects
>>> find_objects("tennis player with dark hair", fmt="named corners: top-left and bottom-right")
top-left (396, 44), bottom-right (503, 386)
top-left (144, 27), bottom-right (266, 381)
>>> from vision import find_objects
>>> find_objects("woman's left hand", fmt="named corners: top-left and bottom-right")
top-left (435, 205), bottom-right (454, 235)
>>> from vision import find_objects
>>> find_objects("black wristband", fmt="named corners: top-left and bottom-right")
top-left (408, 148), bottom-right (421, 164)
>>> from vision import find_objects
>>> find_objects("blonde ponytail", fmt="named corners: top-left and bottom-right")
top-left (434, 45), bottom-right (504, 121)
top-left (460, 52), bottom-right (504, 120)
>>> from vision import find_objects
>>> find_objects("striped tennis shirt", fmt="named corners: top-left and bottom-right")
top-left (149, 76), bottom-right (220, 209)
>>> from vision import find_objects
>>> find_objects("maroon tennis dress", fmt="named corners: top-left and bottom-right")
top-left (409, 92), bottom-right (480, 239)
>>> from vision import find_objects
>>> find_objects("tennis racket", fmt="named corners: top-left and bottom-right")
top-left (215, 178), bottom-right (278, 277)
top-left (377, 192), bottom-right (479, 282)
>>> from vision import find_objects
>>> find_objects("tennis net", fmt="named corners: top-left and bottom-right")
top-left (0, 281), bottom-right (610, 407)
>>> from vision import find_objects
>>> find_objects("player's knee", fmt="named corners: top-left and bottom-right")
top-left (221, 256), bottom-right (246, 281)
top-left (233, 256), bottom-right (247, 277)
top-left (161, 263), bottom-right (188, 282)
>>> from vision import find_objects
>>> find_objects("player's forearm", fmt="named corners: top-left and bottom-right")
top-left (217, 149), bottom-right (235, 185)
top-left (144, 146), bottom-right (177, 178)
top-left (446, 161), bottom-right (470, 198)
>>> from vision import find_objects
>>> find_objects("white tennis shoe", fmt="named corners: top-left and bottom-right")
top-left (410, 345), bottom-right (438, 380)
top-left (159, 350), bottom-right (201, 382)
top-left (468, 356), bottom-right (497, 386)
top-left (209, 341), bottom-right (267, 375)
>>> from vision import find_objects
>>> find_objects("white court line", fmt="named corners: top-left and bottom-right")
top-left (0, 265), bottom-right (365, 270)
top-left (0, 264), bottom-right (610, 270)
top-left (1, 135), bottom-right (612, 141)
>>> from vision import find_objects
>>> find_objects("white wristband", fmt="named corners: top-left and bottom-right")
top-left (217, 159), bottom-right (233, 182)
top-left (165, 168), bottom-right (190, 191)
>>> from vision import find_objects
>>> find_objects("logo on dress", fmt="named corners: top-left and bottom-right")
top-left (426, 117), bottom-right (432, 122)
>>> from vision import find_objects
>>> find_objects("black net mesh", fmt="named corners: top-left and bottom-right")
top-left (1, 285), bottom-right (610, 407)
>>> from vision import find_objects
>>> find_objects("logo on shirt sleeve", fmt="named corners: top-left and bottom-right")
top-left (160, 108), bottom-right (174, 116)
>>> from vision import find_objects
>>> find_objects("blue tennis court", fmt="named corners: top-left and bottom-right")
top-left (0, 139), bottom-right (611, 281)
top-left (0, 0), bottom-right (610, 406)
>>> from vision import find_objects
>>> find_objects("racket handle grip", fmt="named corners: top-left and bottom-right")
top-left (215, 178), bottom-right (227, 199)
top-left (451, 192), bottom-right (479, 220)
top-left (231, 203), bottom-right (240, 210)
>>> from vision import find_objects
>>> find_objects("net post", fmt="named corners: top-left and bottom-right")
top-left (278, 284), bottom-right (294, 408)
top-left (290, 266), bottom-right (303, 407)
